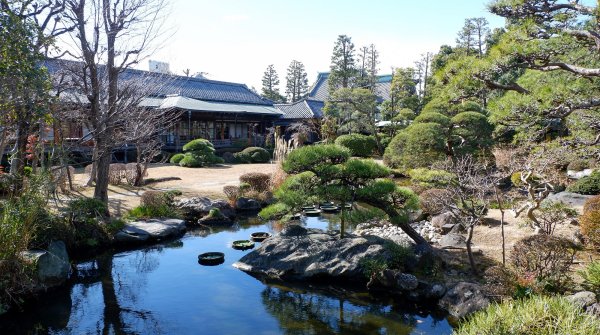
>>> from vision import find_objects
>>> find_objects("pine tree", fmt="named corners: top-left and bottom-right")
top-left (261, 64), bottom-right (285, 102)
top-left (356, 44), bottom-right (379, 91)
top-left (328, 35), bottom-right (357, 93)
top-left (285, 60), bottom-right (308, 103)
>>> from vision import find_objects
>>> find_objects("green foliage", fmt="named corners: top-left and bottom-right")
top-left (323, 88), bottom-right (379, 135)
top-left (413, 112), bottom-right (451, 128)
top-left (450, 112), bottom-right (494, 155)
top-left (207, 208), bottom-right (221, 218)
top-left (580, 261), bottom-right (600, 293)
top-left (567, 170), bottom-right (600, 195)
top-left (455, 295), bottom-right (600, 335)
top-left (233, 147), bottom-right (271, 164)
top-left (526, 201), bottom-right (577, 235)
top-left (127, 204), bottom-right (178, 220)
top-left (169, 153), bottom-right (184, 164)
top-left (345, 207), bottom-right (386, 225)
top-left (67, 198), bottom-right (108, 223)
top-left (283, 144), bottom-right (351, 174)
top-left (0, 193), bottom-right (49, 260)
top-left (178, 139), bottom-right (224, 168)
top-left (360, 257), bottom-right (388, 278)
top-left (334, 134), bottom-right (377, 157)
top-left (258, 203), bottom-right (290, 220)
top-left (408, 168), bottom-right (456, 188)
top-left (581, 196), bottom-right (600, 249)
top-left (383, 123), bottom-right (447, 170)
top-left (360, 242), bottom-right (416, 278)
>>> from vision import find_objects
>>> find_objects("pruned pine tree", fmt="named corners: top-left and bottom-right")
top-left (285, 60), bottom-right (308, 103)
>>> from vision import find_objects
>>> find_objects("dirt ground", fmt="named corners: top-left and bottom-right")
top-left (66, 163), bottom-right (276, 216)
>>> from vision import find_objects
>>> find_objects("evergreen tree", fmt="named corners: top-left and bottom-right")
top-left (285, 60), bottom-right (308, 103)
top-left (456, 19), bottom-right (477, 55)
top-left (382, 68), bottom-right (419, 120)
top-left (261, 64), bottom-right (285, 103)
top-left (328, 35), bottom-right (357, 93)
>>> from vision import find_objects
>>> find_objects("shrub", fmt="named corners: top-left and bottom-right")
top-left (568, 159), bottom-right (591, 171)
top-left (179, 139), bottom-right (224, 168)
top-left (408, 168), bottom-right (456, 188)
top-left (141, 190), bottom-right (171, 208)
top-left (580, 195), bottom-right (600, 248)
top-left (259, 203), bottom-right (290, 220)
top-left (482, 265), bottom-right (518, 300)
top-left (413, 112), bottom-right (451, 128)
top-left (345, 207), bottom-right (386, 225)
top-left (170, 153), bottom-right (184, 164)
top-left (233, 147), bottom-right (271, 163)
top-left (239, 172), bottom-right (272, 193)
top-left (377, 133), bottom-right (392, 151)
top-left (450, 112), bottom-right (494, 156)
top-left (419, 188), bottom-right (451, 215)
top-left (383, 123), bottom-right (447, 170)
top-left (510, 234), bottom-right (576, 292)
top-left (108, 163), bottom-right (126, 185)
top-left (455, 295), bottom-right (600, 335)
top-left (580, 260), bottom-right (600, 293)
top-left (67, 197), bottom-right (108, 222)
top-left (128, 191), bottom-right (178, 219)
top-left (567, 170), bottom-right (600, 195)
top-left (527, 201), bottom-right (577, 235)
top-left (334, 134), bottom-right (377, 157)
top-left (223, 185), bottom-right (240, 204)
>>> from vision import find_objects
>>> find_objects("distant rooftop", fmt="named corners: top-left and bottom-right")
top-left (307, 72), bottom-right (392, 102)
top-left (274, 99), bottom-right (324, 120)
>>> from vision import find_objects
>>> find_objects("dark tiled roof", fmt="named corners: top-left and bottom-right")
top-left (307, 72), bottom-right (392, 102)
top-left (44, 59), bottom-right (273, 106)
top-left (274, 99), bottom-right (324, 119)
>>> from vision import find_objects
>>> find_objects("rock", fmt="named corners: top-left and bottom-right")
top-left (397, 273), bottom-right (419, 290)
top-left (545, 192), bottom-right (594, 210)
top-left (280, 225), bottom-right (308, 237)
top-left (431, 212), bottom-right (458, 229)
top-left (234, 228), bottom-right (393, 281)
top-left (115, 219), bottom-right (186, 244)
top-left (408, 209), bottom-right (426, 223)
top-left (450, 223), bottom-right (466, 234)
top-left (571, 230), bottom-right (585, 247)
top-left (355, 222), bottom-right (415, 248)
top-left (426, 284), bottom-right (447, 300)
top-left (175, 197), bottom-right (235, 221)
top-left (439, 282), bottom-right (489, 319)
top-left (567, 169), bottom-right (595, 180)
top-left (197, 211), bottom-right (234, 226)
top-left (441, 224), bottom-right (456, 235)
top-left (566, 291), bottom-right (597, 309)
top-left (235, 197), bottom-right (262, 211)
top-left (587, 303), bottom-right (600, 318)
top-left (20, 241), bottom-right (70, 287)
top-left (438, 234), bottom-right (467, 248)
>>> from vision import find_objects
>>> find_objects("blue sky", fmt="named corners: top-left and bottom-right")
top-left (151, 0), bottom-right (505, 91)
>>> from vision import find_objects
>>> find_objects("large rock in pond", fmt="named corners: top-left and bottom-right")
top-left (439, 282), bottom-right (489, 319)
top-left (115, 219), bottom-right (186, 244)
top-left (20, 241), bottom-right (70, 288)
top-left (175, 197), bottom-right (235, 222)
top-left (354, 220), bottom-right (415, 248)
top-left (233, 226), bottom-right (399, 282)
top-left (235, 197), bottom-right (261, 211)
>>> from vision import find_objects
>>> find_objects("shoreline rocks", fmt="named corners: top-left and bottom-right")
top-left (175, 197), bottom-right (235, 223)
top-left (114, 218), bottom-right (186, 244)
top-left (20, 241), bottom-right (71, 289)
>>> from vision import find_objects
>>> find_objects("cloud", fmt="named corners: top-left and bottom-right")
top-left (222, 14), bottom-right (249, 22)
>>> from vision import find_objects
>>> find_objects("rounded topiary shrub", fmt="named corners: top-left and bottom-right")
top-left (581, 195), bottom-right (600, 249)
top-left (567, 170), bottom-right (600, 195)
top-left (334, 134), bottom-right (377, 157)
top-left (179, 139), bottom-right (224, 168)
top-left (233, 147), bottom-right (271, 163)
top-left (383, 123), bottom-right (447, 170)
top-left (413, 112), bottom-right (451, 128)
top-left (455, 295), bottom-right (600, 335)
top-left (170, 153), bottom-right (185, 164)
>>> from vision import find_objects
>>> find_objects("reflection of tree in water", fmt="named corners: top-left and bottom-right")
top-left (261, 285), bottom-right (420, 335)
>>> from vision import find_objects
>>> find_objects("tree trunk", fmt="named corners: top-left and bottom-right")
top-left (86, 146), bottom-right (98, 186)
top-left (382, 206), bottom-right (432, 252)
top-left (466, 223), bottom-right (477, 275)
top-left (94, 144), bottom-right (111, 210)
top-left (494, 187), bottom-right (506, 266)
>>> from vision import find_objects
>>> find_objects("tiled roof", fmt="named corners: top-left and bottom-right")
top-left (307, 72), bottom-right (392, 102)
top-left (156, 96), bottom-right (282, 116)
top-left (44, 59), bottom-right (273, 106)
top-left (274, 99), bottom-right (324, 119)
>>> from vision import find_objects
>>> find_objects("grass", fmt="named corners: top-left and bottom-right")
top-left (454, 295), bottom-right (600, 335)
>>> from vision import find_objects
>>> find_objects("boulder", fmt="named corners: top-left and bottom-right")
top-left (431, 212), bottom-right (458, 229)
top-left (408, 209), bottom-right (426, 223)
top-left (545, 192), bottom-right (594, 210)
top-left (175, 197), bottom-right (235, 221)
top-left (441, 224), bottom-right (456, 235)
top-left (567, 169), bottom-right (595, 180)
top-left (355, 221), bottom-right (415, 248)
top-left (397, 273), bottom-right (419, 290)
top-left (566, 291), bottom-right (597, 309)
top-left (235, 197), bottom-right (262, 211)
top-left (438, 234), bottom-right (467, 248)
top-left (587, 303), bottom-right (600, 318)
top-left (20, 241), bottom-right (70, 287)
top-left (115, 219), bottom-right (186, 244)
top-left (367, 270), bottom-right (418, 291)
top-left (439, 282), bottom-right (489, 319)
top-left (197, 213), bottom-right (234, 226)
top-left (234, 228), bottom-right (393, 281)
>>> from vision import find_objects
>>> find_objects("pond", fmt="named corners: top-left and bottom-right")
top-left (0, 215), bottom-right (453, 335)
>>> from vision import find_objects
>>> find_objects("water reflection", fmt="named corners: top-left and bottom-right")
top-left (0, 216), bottom-right (452, 335)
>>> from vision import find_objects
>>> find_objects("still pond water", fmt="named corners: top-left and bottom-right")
top-left (0, 216), bottom-right (453, 335)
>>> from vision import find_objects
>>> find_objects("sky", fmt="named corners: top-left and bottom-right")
top-left (149, 0), bottom-right (506, 91)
